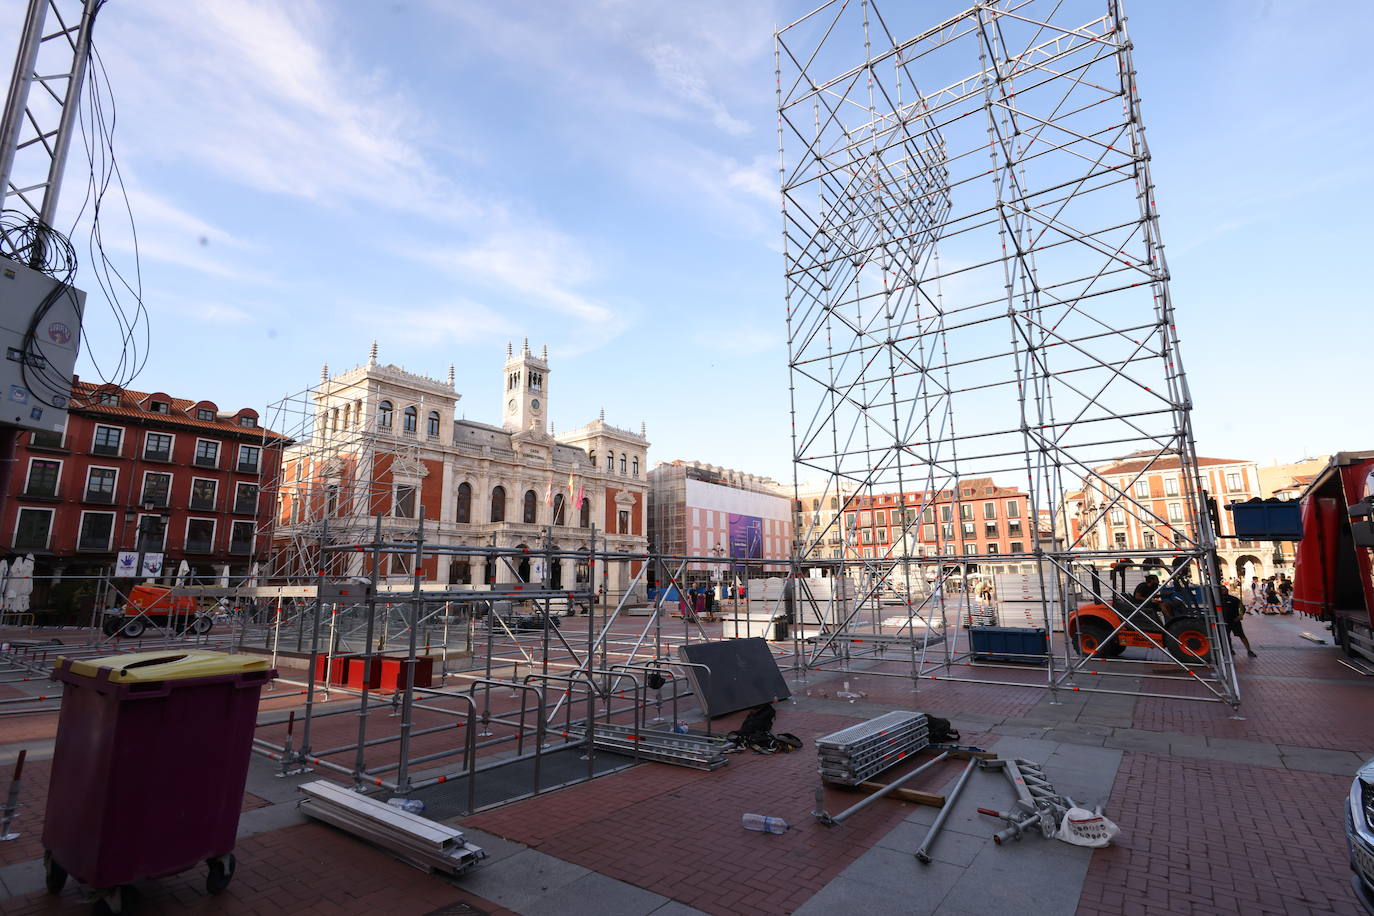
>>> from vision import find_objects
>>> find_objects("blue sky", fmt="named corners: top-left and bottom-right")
top-left (1, 0), bottom-right (1369, 485)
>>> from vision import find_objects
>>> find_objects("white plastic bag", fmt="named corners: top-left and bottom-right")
top-left (1054, 807), bottom-right (1120, 847)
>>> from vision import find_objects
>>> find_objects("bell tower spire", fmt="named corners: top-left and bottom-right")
top-left (502, 343), bottom-right (550, 433)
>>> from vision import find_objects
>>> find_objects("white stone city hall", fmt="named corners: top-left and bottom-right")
top-left (271, 342), bottom-right (650, 599)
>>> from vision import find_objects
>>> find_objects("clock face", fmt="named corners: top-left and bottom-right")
top-left (507, 399), bottom-right (517, 414)
top-left (531, 398), bottom-right (541, 411)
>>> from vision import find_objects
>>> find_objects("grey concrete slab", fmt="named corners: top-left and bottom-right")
top-left (978, 736), bottom-right (1061, 761)
top-left (237, 800), bottom-right (309, 838)
top-left (935, 838), bottom-right (1092, 916)
top-left (1188, 744), bottom-right (1284, 768)
top-left (795, 859), bottom-right (965, 916)
top-left (243, 754), bottom-right (323, 804)
top-left (519, 871), bottom-right (676, 916)
top-left (1072, 714), bottom-right (1135, 729)
top-left (450, 825), bottom-right (530, 867)
top-left (1207, 736), bottom-right (1278, 753)
top-left (1045, 730), bottom-right (1106, 748)
top-left (458, 848), bottom-right (592, 911)
top-left (876, 819), bottom-right (985, 867)
top-left (1103, 731), bottom-right (1174, 753)
top-left (1276, 745), bottom-right (1367, 776)
top-left (1047, 722), bottom-right (1113, 737)
top-left (647, 902), bottom-right (709, 916)
top-left (990, 724), bottom-right (1052, 739)
top-left (0, 858), bottom-right (45, 899)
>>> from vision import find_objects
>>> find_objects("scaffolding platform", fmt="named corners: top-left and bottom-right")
top-left (817, 711), bottom-right (929, 786)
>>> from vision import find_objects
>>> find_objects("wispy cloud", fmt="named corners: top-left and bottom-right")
top-left (102, 0), bottom-right (472, 222)
top-left (92, 0), bottom-right (631, 344)
top-left (367, 298), bottom-right (520, 346)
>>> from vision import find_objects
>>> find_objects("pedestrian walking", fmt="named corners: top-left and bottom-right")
top-left (1219, 586), bottom-right (1258, 657)
top-left (1247, 576), bottom-right (1260, 609)
top-left (1262, 577), bottom-right (1280, 615)
top-left (1278, 576), bottom-right (1294, 614)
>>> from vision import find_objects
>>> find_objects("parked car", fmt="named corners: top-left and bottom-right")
top-left (1346, 758), bottom-right (1374, 913)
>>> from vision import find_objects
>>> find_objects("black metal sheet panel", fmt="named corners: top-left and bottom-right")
top-left (676, 638), bottom-right (791, 718)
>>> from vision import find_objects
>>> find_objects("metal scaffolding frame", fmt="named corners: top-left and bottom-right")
top-left (777, 0), bottom-right (1239, 710)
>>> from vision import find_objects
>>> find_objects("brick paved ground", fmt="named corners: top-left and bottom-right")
top-left (468, 705), bottom-right (984, 916)
top-left (1078, 753), bottom-right (1362, 916)
top-left (0, 611), bottom-right (1369, 915)
top-left (3, 823), bottom-right (513, 915)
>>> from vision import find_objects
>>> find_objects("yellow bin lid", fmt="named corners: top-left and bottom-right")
top-left (62, 650), bottom-right (269, 683)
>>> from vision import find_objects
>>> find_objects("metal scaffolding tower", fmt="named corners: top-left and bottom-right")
top-left (778, 0), bottom-right (1239, 709)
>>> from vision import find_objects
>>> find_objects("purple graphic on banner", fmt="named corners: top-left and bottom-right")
top-left (728, 514), bottom-right (762, 569)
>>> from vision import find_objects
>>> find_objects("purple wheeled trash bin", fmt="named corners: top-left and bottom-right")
top-left (41, 650), bottom-right (275, 910)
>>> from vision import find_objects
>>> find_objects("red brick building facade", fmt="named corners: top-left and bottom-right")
top-left (1, 379), bottom-right (286, 613)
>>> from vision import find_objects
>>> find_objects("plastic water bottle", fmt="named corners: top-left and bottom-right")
top-left (387, 797), bottom-right (425, 814)
top-left (742, 813), bottom-right (790, 834)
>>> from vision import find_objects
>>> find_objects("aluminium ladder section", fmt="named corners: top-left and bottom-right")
top-left (816, 711), bottom-right (929, 786)
top-left (566, 723), bottom-right (731, 770)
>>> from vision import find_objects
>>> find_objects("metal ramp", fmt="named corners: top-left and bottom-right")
top-left (566, 724), bottom-right (731, 770)
top-left (298, 780), bottom-right (485, 874)
top-left (401, 745), bottom-right (638, 820)
top-left (816, 711), bottom-right (929, 786)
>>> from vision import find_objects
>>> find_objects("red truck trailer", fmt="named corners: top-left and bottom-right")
top-left (1293, 451), bottom-right (1374, 665)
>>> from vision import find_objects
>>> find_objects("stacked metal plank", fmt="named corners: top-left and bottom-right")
top-left (297, 780), bottom-right (485, 874)
top-left (566, 724), bottom-right (730, 770)
top-left (816, 711), bottom-right (929, 785)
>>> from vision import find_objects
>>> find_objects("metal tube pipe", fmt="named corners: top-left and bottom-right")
top-left (915, 757), bottom-right (979, 863)
top-left (820, 751), bottom-right (950, 826)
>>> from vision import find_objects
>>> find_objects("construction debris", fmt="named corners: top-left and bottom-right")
top-left (976, 758), bottom-right (1116, 848)
top-left (566, 724), bottom-right (730, 770)
top-left (297, 780), bottom-right (484, 875)
top-left (816, 711), bottom-right (929, 786)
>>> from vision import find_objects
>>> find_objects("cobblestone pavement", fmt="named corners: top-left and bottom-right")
top-left (0, 612), bottom-right (1368, 914)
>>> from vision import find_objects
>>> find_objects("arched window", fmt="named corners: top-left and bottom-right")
top-left (632, 456), bottom-right (639, 477)
top-left (589, 450), bottom-right (596, 468)
top-left (457, 482), bottom-right (472, 523)
top-left (329, 408), bottom-right (338, 432)
top-left (343, 403), bottom-right (352, 429)
top-left (353, 399), bottom-right (362, 426)
top-left (523, 489), bottom-right (537, 524)
top-left (378, 400), bottom-right (393, 428)
top-left (490, 486), bottom-right (506, 522)
top-left (830, 497), bottom-right (839, 510)
top-left (579, 496), bottom-right (591, 528)
top-left (403, 405), bottom-right (418, 433)
top-left (606, 452), bottom-right (614, 471)
top-left (427, 410), bottom-right (440, 437)
top-left (619, 455), bottom-right (626, 474)
top-left (552, 492), bottom-right (565, 526)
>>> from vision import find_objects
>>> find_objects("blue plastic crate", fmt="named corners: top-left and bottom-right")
top-left (969, 626), bottom-right (1048, 664)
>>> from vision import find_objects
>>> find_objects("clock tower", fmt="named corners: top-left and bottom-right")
top-left (502, 339), bottom-right (549, 434)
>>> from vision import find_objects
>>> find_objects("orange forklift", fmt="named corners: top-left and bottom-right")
top-left (1066, 579), bottom-right (1214, 664)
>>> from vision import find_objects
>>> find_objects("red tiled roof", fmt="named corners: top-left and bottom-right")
top-left (71, 380), bottom-right (289, 441)
top-left (1094, 455), bottom-right (1250, 475)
